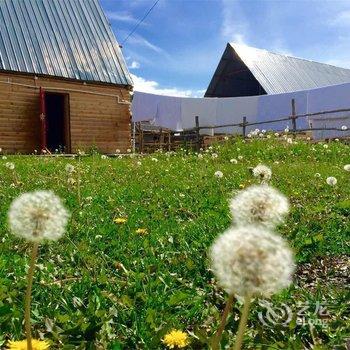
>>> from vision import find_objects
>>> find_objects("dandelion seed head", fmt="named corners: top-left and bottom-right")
top-left (252, 164), bottom-right (272, 183)
top-left (5, 162), bottom-right (15, 170)
top-left (230, 185), bottom-right (289, 228)
top-left (65, 163), bottom-right (75, 173)
top-left (214, 170), bottom-right (223, 178)
top-left (326, 176), bottom-right (337, 186)
top-left (210, 225), bottom-right (294, 297)
top-left (230, 158), bottom-right (238, 164)
top-left (8, 191), bottom-right (69, 242)
top-left (344, 164), bottom-right (350, 172)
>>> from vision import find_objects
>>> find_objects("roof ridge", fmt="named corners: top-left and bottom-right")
top-left (229, 42), bottom-right (350, 71)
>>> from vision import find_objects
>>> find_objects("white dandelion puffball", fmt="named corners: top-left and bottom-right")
top-left (8, 191), bottom-right (69, 242)
top-left (65, 163), bottom-right (75, 173)
top-left (214, 170), bottom-right (224, 178)
top-left (230, 185), bottom-right (289, 228)
top-left (326, 177), bottom-right (337, 186)
top-left (252, 164), bottom-right (272, 182)
top-left (341, 125), bottom-right (348, 131)
top-left (344, 164), bottom-right (350, 172)
top-left (210, 226), bottom-right (294, 297)
top-left (230, 158), bottom-right (238, 164)
top-left (5, 162), bottom-right (15, 170)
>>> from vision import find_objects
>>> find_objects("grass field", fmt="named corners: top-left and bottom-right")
top-left (0, 137), bottom-right (349, 349)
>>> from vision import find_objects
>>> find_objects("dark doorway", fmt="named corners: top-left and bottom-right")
top-left (45, 93), bottom-right (70, 153)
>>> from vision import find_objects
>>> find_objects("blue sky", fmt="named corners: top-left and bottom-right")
top-left (100, 0), bottom-right (350, 97)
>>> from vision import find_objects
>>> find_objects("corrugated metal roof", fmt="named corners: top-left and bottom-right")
top-left (231, 43), bottom-right (350, 94)
top-left (0, 0), bottom-right (132, 86)
top-left (206, 43), bottom-right (350, 96)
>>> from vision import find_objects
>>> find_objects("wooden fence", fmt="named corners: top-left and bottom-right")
top-left (134, 98), bottom-right (350, 152)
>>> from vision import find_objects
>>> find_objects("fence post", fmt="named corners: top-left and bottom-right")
top-left (291, 98), bottom-right (297, 136)
top-left (242, 116), bottom-right (247, 138)
top-left (195, 116), bottom-right (200, 152)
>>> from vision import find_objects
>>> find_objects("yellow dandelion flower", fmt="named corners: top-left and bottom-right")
top-left (7, 339), bottom-right (50, 350)
top-left (162, 330), bottom-right (189, 349)
top-left (114, 217), bottom-right (127, 224)
top-left (136, 228), bottom-right (148, 235)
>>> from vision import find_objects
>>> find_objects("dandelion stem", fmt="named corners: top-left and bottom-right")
top-left (25, 242), bottom-right (39, 350)
top-left (77, 159), bottom-right (81, 206)
top-left (212, 293), bottom-right (235, 350)
top-left (233, 295), bottom-right (252, 350)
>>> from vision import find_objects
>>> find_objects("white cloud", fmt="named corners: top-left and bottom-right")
top-left (329, 10), bottom-right (350, 26)
top-left (105, 11), bottom-right (140, 24)
top-left (221, 0), bottom-right (249, 45)
top-left (131, 74), bottom-right (204, 97)
top-left (126, 33), bottom-right (166, 55)
top-left (129, 61), bottom-right (140, 69)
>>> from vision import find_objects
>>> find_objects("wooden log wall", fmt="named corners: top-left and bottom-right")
top-left (0, 72), bottom-right (131, 154)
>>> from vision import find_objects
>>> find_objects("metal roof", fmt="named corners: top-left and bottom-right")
top-left (206, 43), bottom-right (350, 97)
top-left (0, 0), bottom-right (132, 86)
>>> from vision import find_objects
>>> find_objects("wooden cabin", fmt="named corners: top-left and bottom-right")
top-left (0, 0), bottom-right (133, 154)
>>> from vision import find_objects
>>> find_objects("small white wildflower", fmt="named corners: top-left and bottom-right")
top-left (198, 153), bottom-right (203, 159)
top-left (214, 170), bottom-right (223, 178)
top-left (115, 149), bottom-right (121, 154)
top-left (210, 225), bottom-right (294, 297)
top-left (5, 162), bottom-right (15, 170)
top-left (230, 185), bottom-right (289, 228)
top-left (259, 133), bottom-right (264, 138)
top-left (2, 156), bottom-right (7, 160)
top-left (267, 135), bottom-right (271, 139)
top-left (230, 158), bottom-right (238, 164)
top-left (284, 127), bottom-right (289, 133)
top-left (127, 148), bottom-right (132, 153)
top-left (65, 164), bottom-right (75, 173)
top-left (212, 153), bottom-right (218, 159)
top-left (286, 138), bottom-right (293, 144)
top-left (274, 133), bottom-right (279, 137)
top-left (8, 190), bottom-right (69, 242)
top-left (151, 157), bottom-right (158, 162)
top-left (341, 125), bottom-right (348, 131)
top-left (247, 133), bottom-right (252, 138)
top-left (326, 177), bottom-right (337, 186)
top-left (238, 155), bottom-right (243, 160)
top-left (261, 129), bottom-right (266, 134)
top-left (252, 164), bottom-right (272, 183)
top-left (101, 155), bottom-right (107, 159)
top-left (344, 164), bottom-right (350, 172)
top-left (323, 144), bottom-right (328, 149)
top-left (314, 173), bottom-right (321, 178)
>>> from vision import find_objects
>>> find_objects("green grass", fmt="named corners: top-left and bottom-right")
top-left (0, 137), bottom-right (349, 349)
